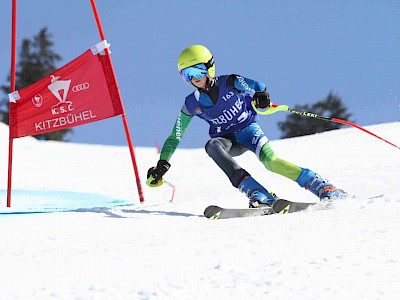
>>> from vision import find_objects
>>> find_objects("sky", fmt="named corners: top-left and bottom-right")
top-left (0, 0), bottom-right (399, 149)
top-left (0, 121), bottom-right (399, 298)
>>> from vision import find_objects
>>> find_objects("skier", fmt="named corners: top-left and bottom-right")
top-left (147, 45), bottom-right (347, 207)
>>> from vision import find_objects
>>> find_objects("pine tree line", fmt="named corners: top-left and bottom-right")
top-left (278, 92), bottom-right (353, 139)
top-left (0, 27), bottom-right (72, 141)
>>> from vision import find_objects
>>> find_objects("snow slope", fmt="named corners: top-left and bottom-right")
top-left (0, 122), bottom-right (399, 299)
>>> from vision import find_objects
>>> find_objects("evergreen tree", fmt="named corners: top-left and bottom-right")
top-left (278, 92), bottom-right (353, 138)
top-left (0, 27), bottom-right (72, 141)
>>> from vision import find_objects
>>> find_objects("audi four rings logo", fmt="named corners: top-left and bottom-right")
top-left (72, 82), bottom-right (90, 92)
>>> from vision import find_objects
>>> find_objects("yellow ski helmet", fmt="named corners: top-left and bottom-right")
top-left (177, 45), bottom-right (215, 83)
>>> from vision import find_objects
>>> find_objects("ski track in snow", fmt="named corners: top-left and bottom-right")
top-left (0, 122), bottom-right (399, 299)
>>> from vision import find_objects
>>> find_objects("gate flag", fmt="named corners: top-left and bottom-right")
top-left (8, 40), bottom-right (123, 139)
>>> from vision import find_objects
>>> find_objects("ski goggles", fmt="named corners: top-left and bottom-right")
top-left (180, 63), bottom-right (208, 83)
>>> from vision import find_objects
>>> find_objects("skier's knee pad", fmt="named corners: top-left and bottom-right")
top-left (230, 169), bottom-right (250, 188)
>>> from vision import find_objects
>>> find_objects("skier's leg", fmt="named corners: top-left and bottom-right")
top-left (258, 142), bottom-right (302, 180)
top-left (204, 137), bottom-right (248, 187)
top-left (259, 143), bottom-right (347, 200)
top-left (205, 137), bottom-right (276, 206)
top-left (222, 123), bottom-right (279, 206)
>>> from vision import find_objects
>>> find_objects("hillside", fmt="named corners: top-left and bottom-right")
top-left (0, 121), bottom-right (399, 299)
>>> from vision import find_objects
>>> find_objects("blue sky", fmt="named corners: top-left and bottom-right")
top-left (1, 0), bottom-right (399, 149)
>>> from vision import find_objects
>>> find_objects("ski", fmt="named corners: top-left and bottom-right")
top-left (204, 194), bottom-right (385, 219)
top-left (272, 194), bottom-right (385, 214)
top-left (203, 200), bottom-right (307, 219)
top-left (272, 199), bottom-right (318, 214)
top-left (204, 205), bottom-right (273, 220)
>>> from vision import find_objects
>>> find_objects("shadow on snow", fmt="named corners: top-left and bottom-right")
top-left (0, 189), bottom-right (203, 218)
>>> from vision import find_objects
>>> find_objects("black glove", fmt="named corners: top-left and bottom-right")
top-left (253, 91), bottom-right (271, 109)
top-left (147, 160), bottom-right (171, 186)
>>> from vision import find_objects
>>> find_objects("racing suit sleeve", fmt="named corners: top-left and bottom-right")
top-left (159, 106), bottom-right (193, 162)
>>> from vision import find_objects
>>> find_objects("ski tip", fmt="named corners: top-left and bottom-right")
top-left (204, 205), bottom-right (222, 219)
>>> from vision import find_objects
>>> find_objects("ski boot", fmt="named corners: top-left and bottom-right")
top-left (296, 169), bottom-right (347, 201)
top-left (238, 175), bottom-right (278, 208)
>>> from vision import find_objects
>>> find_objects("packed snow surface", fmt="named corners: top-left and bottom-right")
top-left (0, 122), bottom-right (399, 299)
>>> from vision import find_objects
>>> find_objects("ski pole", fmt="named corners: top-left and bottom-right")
top-left (253, 102), bottom-right (400, 150)
top-left (145, 176), bottom-right (176, 202)
top-left (163, 180), bottom-right (176, 202)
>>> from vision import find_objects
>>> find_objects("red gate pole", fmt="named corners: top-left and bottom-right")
top-left (89, 0), bottom-right (145, 202)
top-left (7, 0), bottom-right (18, 207)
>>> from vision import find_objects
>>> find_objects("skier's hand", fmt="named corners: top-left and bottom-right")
top-left (253, 91), bottom-right (271, 109)
top-left (146, 160), bottom-right (171, 187)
